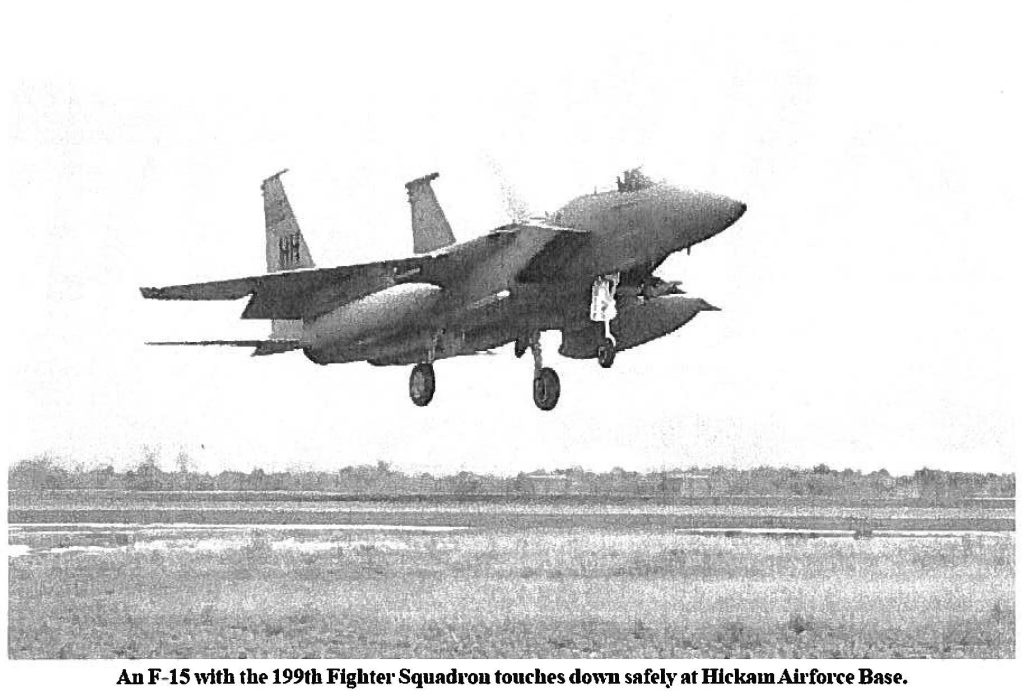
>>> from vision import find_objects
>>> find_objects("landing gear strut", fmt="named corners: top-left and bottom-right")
top-left (527, 331), bottom-right (560, 411)
top-left (409, 363), bottom-right (435, 406)
top-left (591, 273), bottom-right (620, 368)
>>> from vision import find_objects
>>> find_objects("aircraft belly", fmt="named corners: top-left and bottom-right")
top-left (361, 285), bottom-right (576, 365)
top-left (304, 282), bottom-right (589, 366)
top-left (304, 283), bottom-right (442, 351)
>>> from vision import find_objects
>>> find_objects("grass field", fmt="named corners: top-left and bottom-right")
top-left (8, 525), bottom-right (1014, 658)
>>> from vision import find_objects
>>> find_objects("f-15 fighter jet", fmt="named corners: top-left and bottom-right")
top-left (141, 168), bottom-right (746, 410)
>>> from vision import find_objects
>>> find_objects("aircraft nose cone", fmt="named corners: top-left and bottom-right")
top-left (717, 196), bottom-right (746, 229)
top-left (662, 188), bottom-right (747, 251)
top-left (732, 199), bottom-right (747, 223)
top-left (699, 194), bottom-right (747, 240)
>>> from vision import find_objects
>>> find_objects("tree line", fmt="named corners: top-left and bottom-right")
top-left (7, 453), bottom-right (1014, 500)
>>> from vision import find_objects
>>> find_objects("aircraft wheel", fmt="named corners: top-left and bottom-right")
top-left (532, 367), bottom-right (560, 411)
top-left (409, 363), bottom-right (435, 406)
top-left (596, 338), bottom-right (616, 368)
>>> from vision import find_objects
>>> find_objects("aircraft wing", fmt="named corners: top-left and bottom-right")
top-left (141, 257), bottom-right (438, 320)
top-left (140, 224), bottom-right (591, 320)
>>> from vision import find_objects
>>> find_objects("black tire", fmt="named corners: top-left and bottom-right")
top-left (409, 363), bottom-right (435, 406)
top-left (532, 367), bottom-right (561, 411)
top-left (596, 338), bottom-right (616, 368)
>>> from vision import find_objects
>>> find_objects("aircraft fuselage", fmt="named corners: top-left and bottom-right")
top-left (303, 183), bottom-right (745, 366)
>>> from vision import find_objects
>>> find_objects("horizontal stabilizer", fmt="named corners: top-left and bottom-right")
top-left (145, 339), bottom-right (301, 357)
top-left (252, 341), bottom-right (302, 356)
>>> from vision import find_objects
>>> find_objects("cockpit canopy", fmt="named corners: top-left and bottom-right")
top-left (616, 167), bottom-right (655, 193)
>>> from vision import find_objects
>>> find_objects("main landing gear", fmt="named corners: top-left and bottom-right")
top-left (409, 270), bottom-right (624, 409)
top-left (527, 332), bottom-right (560, 410)
top-left (410, 329), bottom-right (445, 407)
top-left (591, 273), bottom-right (619, 368)
top-left (516, 331), bottom-right (560, 410)
top-left (409, 362), bottom-right (435, 406)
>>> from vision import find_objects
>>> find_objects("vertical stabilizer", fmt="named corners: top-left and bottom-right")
top-left (261, 170), bottom-right (314, 340)
top-left (405, 172), bottom-right (455, 254)
top-left (263, 169), bottom-right (315, 273)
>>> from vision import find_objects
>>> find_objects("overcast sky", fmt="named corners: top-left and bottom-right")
top-left (4, 2), bottom-right (1020, 475)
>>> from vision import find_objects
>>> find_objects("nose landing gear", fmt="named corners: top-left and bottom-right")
top-left (596, 337), bottom-right (616, 368)
top-left (591, 273), bottom-right (620, 368)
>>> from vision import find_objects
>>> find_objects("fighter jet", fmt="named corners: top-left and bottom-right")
top-left (140, 168), bottom-right (746, 410)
